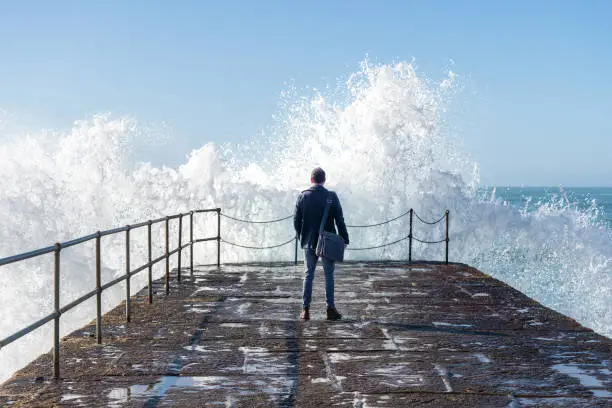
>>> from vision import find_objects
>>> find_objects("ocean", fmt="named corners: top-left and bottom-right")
top-left (0, 61), bottom-right (610, 383)
top-left (488, 186), bottom-right (612, 228)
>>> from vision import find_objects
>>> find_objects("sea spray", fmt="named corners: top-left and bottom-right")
top-left (0, 60), bottom-right (610, 383)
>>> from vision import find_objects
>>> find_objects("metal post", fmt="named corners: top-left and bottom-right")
top-left (147, 221), bottom-right (153, 304)
top-left (53, 243), bottom-right (61, 379)
top-left (165, 217), bottom-right (170, 295)
top-left (408, 209), bottom-right (413, 263)
top-left (217, 208), bottom-right (221, 268)
top-left (294, 235), bottom-right (298, 265)
top-left (178, 214), bottom-right (182, 282)
top-left (125, 226), bottom-right (131, 323)
top-left (445, 210), bottom-right (450, 265)
top-left (190, 211), bottom-right (194, 276)
top-left (95, 232), bottom-right (102, 344)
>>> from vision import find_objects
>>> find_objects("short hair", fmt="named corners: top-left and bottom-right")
top-left (311, 167), bottom-right (326, 184)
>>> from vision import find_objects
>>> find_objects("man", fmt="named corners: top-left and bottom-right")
top-left (293, 167), bottom-right (349, 320)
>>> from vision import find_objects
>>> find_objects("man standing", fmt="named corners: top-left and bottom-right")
top-left (294, 167), bottom-right (349, 320)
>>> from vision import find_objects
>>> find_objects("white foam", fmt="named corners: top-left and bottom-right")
top-left (1, 59), bottom-right (611, 385)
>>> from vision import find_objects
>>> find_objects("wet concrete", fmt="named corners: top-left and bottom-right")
top-left (0, 261), bottom-right (610, 407)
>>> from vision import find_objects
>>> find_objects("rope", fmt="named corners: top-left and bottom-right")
top-left (219, 209), bottom-right (449, 249)
top-left (412, 236), bottom-right (447, 244)
top-left (221, 213), bottom-right (293, 224)
top-left (221, 209), bottom-right (448, 228)
top-left (221, 233), bottom-right (445, 250)
top-left (220, 237), bottom-right (296, 250)
top-left (346, 209), bottom-right (412, 228)
top-left (413, 212), bottom-right (446, 225)
top-left (347, 235), bottom-right (411, 251)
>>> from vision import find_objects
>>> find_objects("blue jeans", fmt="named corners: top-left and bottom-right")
top-left (302, 249), bottom-right (335, 308)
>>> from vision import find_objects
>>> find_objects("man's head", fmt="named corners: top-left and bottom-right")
top-left (310, 167), bottom-right (326, 185)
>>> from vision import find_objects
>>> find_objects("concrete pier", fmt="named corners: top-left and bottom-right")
top-left (1, 261), bottom-right (610, 407)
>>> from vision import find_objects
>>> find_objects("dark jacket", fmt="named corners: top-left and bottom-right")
top-left (293, 184), bottom-right (349, 249)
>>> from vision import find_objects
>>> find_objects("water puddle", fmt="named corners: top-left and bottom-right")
top-left (473, 353), bottom-right (491, 363)
top-left (220, 322), bottom-right (249, 328)
top-left (552, 364), bottom-right (612, 397)
top-left (260, 297), bottom-right (301, 304)
top-left (107, 375), bottom-right (296, 405)
top-left (328, 353), bottom-right (381, 363)
top-left (328, 328), bottom-right (363, 338)
top-left (107, 376), bottom-right (235, 406)
top-left (237, 302), bottom-right (252, 315)
top-left (184, 306), bottom-right (211, 314)
top-left (61, 394), bottom-right (86, 402)
top-left (432, 321), bottom-right (473, 328)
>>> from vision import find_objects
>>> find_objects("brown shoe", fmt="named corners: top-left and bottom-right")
top-left (300, 307), bottom-right (310, 320)
top-left (326, 306), bottom-right (342, 320)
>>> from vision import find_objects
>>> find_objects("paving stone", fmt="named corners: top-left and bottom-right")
top-left (1, 261), bottom-right (610, 407)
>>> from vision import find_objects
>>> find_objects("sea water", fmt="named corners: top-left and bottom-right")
top-left (0, 60), bottom-right (610, 383)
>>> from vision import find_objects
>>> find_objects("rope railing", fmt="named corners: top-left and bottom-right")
top-left (346, 209), bottom-right (412, 228)
top-left (221, 237), bottom-right (296, 249)
top-left (220, 208), bottom-right (450, 264)
top-left (220, 213), bottom-right (293, 224)
top-left (412, 237), bottom-right (447, 244)
top-left (346, 235), bottom-right (411, 251)
top-left (0, 205), bottom-right (449, 380)
top-left (220, 209), bottom-right (444, 227)
top-left (413, 212), bottom-right (447, 225)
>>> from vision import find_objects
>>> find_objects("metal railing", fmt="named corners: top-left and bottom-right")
top-left (0, 206), bottom-right (449, 379)
top-left (220, 208), bottom-right (450, 265)
top-left (0, 208), bottom-right (221, 379)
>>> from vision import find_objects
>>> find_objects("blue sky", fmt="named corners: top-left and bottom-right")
top-left (1, 0), bottom-right (611, 186)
